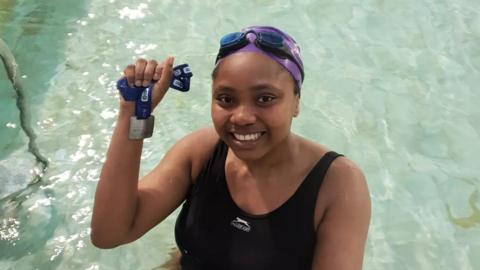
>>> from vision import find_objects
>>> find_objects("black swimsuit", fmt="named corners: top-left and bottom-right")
top-left (175, 140), bottom-right (342, 270)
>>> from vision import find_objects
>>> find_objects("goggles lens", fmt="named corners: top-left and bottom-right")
top-left (217, 30), bottom-right (304, 81)
top-left (257, 32), bottom-right (283, 48)
top-left (220, 32), bottom-right (245, 47)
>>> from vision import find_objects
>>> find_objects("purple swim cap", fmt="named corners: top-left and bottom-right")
top-left (215, 26), bottom-right (304, 91)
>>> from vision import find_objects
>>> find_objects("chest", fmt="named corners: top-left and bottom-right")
top-left (224, 166), bottom-right (307, 216)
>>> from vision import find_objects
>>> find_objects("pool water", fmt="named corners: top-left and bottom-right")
top-left (1, 0), bottom-right (480, 269)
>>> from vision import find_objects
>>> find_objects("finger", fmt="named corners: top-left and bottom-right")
top-left (153, 64), bottom-right (163, 81)
top-left (152, 56), bottom-right (174, 107)
top-left (134, 58), bottom-right (147, 86)
top-left (123, 64), bottom-right (135, 87)
top-left (143, 59), bottom-right (158, 87)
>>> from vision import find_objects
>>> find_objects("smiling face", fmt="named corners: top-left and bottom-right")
top-left (211, 52), bottom-right (300, 161)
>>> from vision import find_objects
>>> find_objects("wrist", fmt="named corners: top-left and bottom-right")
top-left (117, 102), bottom-right (155, 140)
top-left (118, 101), bottom-right (135, 118)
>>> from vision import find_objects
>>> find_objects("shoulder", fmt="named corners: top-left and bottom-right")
top-left (323, 156), bottom-right (369, 204)
top-left (316, 153), bottom-right (371, 230)
top-left (295, 135), bottom-right (370, 227)
top-left (296, 134), bottom-right (368, 197)
top-left (173, 127), bottom-right (219, 180)
top-left (173, 126), bottom-right (219, 150)
top-left (311, 154), bottom-right (371, 269)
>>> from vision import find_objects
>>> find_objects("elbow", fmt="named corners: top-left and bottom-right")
top-left (90, 229), bottom-right (121, 249)
top-left (90, 239), bottom-right (116, 249)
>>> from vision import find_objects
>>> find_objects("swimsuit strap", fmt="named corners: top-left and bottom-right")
top-left (296, 151), bottom-right (344, 218)
top-left (310, 151), bottom-right (344, 191)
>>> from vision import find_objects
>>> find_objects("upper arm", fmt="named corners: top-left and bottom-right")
top-left (124, 127), bottom-right (218, 243)
top-left (311, 158), bottom-right (371, 270)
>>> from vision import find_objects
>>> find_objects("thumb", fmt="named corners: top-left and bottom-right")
top-left (151, 56), bottom-right (174, 108)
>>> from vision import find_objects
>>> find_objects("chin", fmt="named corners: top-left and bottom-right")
top-left (220, 131), bottom-right (271, 161)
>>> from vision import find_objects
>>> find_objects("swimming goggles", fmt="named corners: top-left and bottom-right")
top-left (215, 30), bottom-right (304, 81)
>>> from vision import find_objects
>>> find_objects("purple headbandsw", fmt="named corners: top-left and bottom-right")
top-left (215, 26), bottom-right (304, 91)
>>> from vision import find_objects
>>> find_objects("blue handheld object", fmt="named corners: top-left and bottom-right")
top-left (116, 78), bottom-right (145, 101)
top-left (171, 64), bottom-right (193, 92)
top-left (116, 63), bottom-right (193, 119)
top-left (135, 87), bottom-right (153, 119)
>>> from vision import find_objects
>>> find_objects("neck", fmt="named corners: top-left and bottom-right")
top-left (230, 133), bottom-right (300, 176)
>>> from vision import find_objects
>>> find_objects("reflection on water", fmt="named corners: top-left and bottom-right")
top-left (0, 217), bottom-right (20, 244)
top-left (0, 186), bottom-right (58, 261)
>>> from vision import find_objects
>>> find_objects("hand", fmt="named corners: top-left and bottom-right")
top-left (120, 56), bottom-right (174, 112)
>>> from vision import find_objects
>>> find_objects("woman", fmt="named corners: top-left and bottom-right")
top-left (91, 26), bottom-right (371, 270)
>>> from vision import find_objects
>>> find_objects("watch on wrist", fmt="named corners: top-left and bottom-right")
top-left (129, 115), bottom-right (154, 140)
top-left (129, 86), bottom-right (154, 140)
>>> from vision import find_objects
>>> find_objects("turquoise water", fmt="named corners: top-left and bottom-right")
top-left (1, 0), bottom-right (479, 269)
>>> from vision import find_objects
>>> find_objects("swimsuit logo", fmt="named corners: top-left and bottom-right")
top-left (230, 217), bottom-right (251, 232)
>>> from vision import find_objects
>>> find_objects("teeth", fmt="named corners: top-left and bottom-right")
top-left (233, 132), bottom-right (262, 141)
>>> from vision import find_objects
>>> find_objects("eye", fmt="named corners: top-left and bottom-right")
top-left (257, 95), bottom-right (275, 104)
top-left (216, 94), bottom-right (234, 105)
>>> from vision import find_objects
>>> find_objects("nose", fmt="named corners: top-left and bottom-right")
top-left (230, 104), bottom-right (256, 126)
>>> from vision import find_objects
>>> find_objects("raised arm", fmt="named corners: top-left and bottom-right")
top-left (90, 57), bottom-right (217, 248)
top-left (312, 158), bottom-right (371, 270)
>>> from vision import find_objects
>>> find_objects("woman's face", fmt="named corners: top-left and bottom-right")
top-left (211, 52), bottom-right (300, 161)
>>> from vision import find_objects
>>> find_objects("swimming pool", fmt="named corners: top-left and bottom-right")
top-left (1, 0), bottom-right (479, 269)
